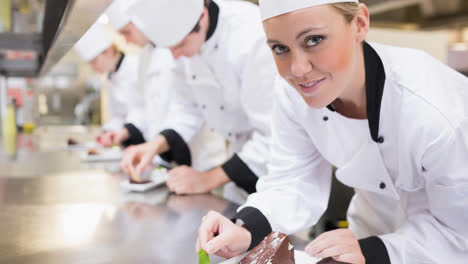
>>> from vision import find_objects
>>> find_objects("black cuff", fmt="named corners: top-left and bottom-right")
top-left (221, 154), bottom-right (258, 194)
top-left (122, 123), bottom-right (146, 147)
top-left (358, 236), bottom-right (391, 264)
top-left (234, 207), bottom-right (272, 250)
top-left (159, 129), bottom-right (191, 166)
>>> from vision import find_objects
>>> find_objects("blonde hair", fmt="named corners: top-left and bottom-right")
top-left (331, 2), bottom-right (360, 23)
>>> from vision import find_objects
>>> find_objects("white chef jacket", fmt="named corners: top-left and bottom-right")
top-left (137, 45), bottom-right (175, 141)
top-left (103, 54), bottom-right (144, 132)
top-left (136, 45), bottom-right (229, 171)
top-left (236, 42), bottom-right (468, 263)
top-left (160, 0), bottom-right (277, 192)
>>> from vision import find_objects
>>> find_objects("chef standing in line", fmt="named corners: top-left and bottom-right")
top-left (120, 0), bottom-right (277, 198)
top-left (106, 0), bottom-right (228, 172)
top-left (74, 22), bottom-right (144, 148)
top-left (196, 1), bottom-right (468, 263)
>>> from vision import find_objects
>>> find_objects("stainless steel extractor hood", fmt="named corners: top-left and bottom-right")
top-left (362, 0), bottom-right (468, 29)
top-left (0, 0), bottom-right (112, 77)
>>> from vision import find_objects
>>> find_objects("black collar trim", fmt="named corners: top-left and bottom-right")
top-left (115, 53), bottom-right (125, 72)
top-left (108, 53), bottom-right (125, 79)
top-left (205, 1), bottom-right (219, 41)
top-left (363, 42), bottom-right (386, 143)
top-left (325, 42), bottom-right (386, 143)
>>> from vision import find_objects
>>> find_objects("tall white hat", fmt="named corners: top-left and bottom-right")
top-left (74, 23), bottom-right (113, 62)
top-left (127, 0), bottom-right (204, 47)
top-left (106, 0), bottom-right (135, 30)
top-left (259, 0), bottom-right (359, 21)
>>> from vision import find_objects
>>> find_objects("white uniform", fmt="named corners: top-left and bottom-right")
top-left (238, 42), bottom-right (468, 263)
top-left (103, 54), bottom-right (145, 132)
top-left (161, 0), bottom-right (276, 184)
top-left (137, 45), bottom-right (228, 171)
top-left (136, 46), bottom-right (175, 140)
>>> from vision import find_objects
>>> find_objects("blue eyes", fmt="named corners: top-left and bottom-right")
top-left (272, 45), bottom-right (289, 55)
top-left (271, 35), bottom-right (325, 55)
top-left (306, 36), bottom-right (324, 47)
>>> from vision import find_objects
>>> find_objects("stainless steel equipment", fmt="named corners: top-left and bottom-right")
top-left (0, 127), bottom-right (309, 264)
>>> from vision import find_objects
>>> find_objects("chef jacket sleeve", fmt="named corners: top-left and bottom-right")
top-left (376, 121), bottom-right (468, 264)
top-left (102, 85), bottom-right (126, 131)
top-left (221, 40), bottom-right (276, 193)
top-left (158, 66), bottom-right (206, 165)
top-left (233, 83), bottom-right (333, 249)
top-left (122, 97), bottom-right (147, 147)
top-left (107, 70), bottom-right (147, 146)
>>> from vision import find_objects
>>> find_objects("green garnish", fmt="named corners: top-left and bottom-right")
top-left (198, 249), bottom-right (210, 264)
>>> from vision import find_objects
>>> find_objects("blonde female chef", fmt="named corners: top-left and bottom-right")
top-left (196, 1), bottom-right (468, 263)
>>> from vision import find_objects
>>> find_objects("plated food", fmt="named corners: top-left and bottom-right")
top-left (87, 148), bottom-right (100, 155)
top-left (120, 167), bottom-right (168, 192)
top-left (67, 138), bottom-right (79, 146)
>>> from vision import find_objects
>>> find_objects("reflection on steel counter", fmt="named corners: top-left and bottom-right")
top-left (0, 126), bottom-right (310, 264)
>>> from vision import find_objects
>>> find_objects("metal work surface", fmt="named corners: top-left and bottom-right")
top-left (0, 126), bottom-right (307, 264)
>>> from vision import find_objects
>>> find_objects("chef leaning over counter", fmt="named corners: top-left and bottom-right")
top-left (104, 0), bottom-right (176, 147)
top-left (196, 0), bottom-right (468, 263)
top-left (106, 0), bottom-right (228, 172)
top-left (120, 0), bottom-right (277, 196)
top-left (74, 22), bottom-right (144, 148)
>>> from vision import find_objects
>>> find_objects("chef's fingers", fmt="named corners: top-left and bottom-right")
top-left (198, 211), bottom-right (222, 251)
top-left (120, 150), bottom-right (134, 174)
top-left (195, 237), bottom-right (201, 253)
top-left (135, 152), bottom-right (152, 176)
top-left (212, 247), bottom-right (237, 259)
top-left (204, 230), bottom-right (237, 255)
top-left (333, 253), bottom-right (364, 264)
top-left (316, 244), bottom-right (350, 259)
top-left (306, 236), bottom-right (333, 257)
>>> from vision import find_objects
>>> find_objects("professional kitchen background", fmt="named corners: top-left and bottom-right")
top-left (0, 0), bottom-right (467, 263)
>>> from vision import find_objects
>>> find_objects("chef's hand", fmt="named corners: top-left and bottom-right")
top-left (96, 131), bottom-right (114, 147)
top-left (196, 211), bottom-right (251, 259)
top-left (112, 128), bottom-right (130, 146)
top-left (167, 166), bottom-right (230, 195)
top-left (120, 135), bottom-right (169, 180)
top-left (306, 229), bottom-right (365, 264)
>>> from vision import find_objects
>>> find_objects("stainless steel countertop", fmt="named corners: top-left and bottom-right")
top-left (0, 126), bottom-right (308, 264)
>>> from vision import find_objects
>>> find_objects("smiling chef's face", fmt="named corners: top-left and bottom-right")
top-left (263, 3), bottom-right (370, 108)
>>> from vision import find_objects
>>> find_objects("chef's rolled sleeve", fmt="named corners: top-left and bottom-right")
top-left (233, 206), bottom-right (272, 250)
top-left (159, 129), bottom-right (192, 166)
top-left (359, 236), bottom-right (391, 264)
top-left (122, 123), bottom-right (146, 147)
top-left (221, 154), bottom-right (258, 194)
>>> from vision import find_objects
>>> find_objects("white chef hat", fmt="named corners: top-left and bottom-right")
top-left (106, 0), bottom-right (135, 30)
top-left (127, 0), bottom-right (204, 47)
top-left (74, 23), bottom-right (113, 62)
top-left (259, 0), bottom-right (359, 21)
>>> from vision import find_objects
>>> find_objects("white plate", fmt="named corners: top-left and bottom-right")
top-left (219, 250), bottom-right (320, 264)
top-left (120, 168), bottom-right (168, 192)
top-left (67, 141), bottom-right (100, 151)
top-left (80, 147), bottom-right (122, 162)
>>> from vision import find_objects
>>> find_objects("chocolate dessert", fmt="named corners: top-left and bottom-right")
top-left (87, 148), bottom-right (99, 155)
top-left (67, 138), bottom-right (78, 145)
top-left (240, 231), bottom-right (295, 264)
